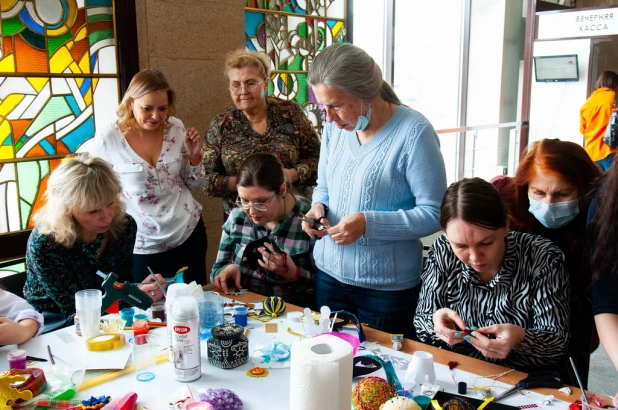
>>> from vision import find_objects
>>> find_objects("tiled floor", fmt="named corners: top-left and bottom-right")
top-left (588, 344), bottom-right (617, 397)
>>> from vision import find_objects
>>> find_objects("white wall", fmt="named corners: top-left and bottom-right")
top-left (529, 39), bottom-right (591, 146)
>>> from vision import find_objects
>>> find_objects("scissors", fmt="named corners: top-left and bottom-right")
top-left (494, 371), bottom-right (562, 402)
top-left (299, 212), bottom-right (331, 230)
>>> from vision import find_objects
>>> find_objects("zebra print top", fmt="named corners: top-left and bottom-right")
top-left (414, 230), bottom-right (570, 370)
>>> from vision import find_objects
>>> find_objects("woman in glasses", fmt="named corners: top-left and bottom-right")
top-left (211, 153), bottom-right (315, 308)
top-left (202, 49), bottom-right (320, 217)
top-left (92, 69), bottom-right (207, 285)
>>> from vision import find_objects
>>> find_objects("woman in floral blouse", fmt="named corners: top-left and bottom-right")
top-left (93, 70), bottom-right (207, 284)
top-left (212, 153), bottom-right (315, 308)
top-left (24, 153), bottom-right (164, 329)
top-left (203, 49), bottom-right (321, 216)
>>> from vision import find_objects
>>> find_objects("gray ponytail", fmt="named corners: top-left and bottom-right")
top-left (307, 43), bottom-right (400, 105)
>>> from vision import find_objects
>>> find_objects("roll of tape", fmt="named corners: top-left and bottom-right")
top-left (86, 334), bottom-right (126, 351)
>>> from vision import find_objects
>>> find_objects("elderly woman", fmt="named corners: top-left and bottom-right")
top-left (491, 138), bottom-right (601, 381)
top-left (580, 71), bottom-right (618, 170)
top-left (301, 43), bottom-right (447, 337)
top-left (587, 159), bottom-right (618, 372)
top-left (212, 153), bottom-right (315, 308)
top-left (93, 69), bottom-right (207, 284)
top-left (24, 154), bottom-right (164, 328)
top-left (202, 49), bottom-right (321, 215)
top-left (415, 178), bottom-right (569, 372)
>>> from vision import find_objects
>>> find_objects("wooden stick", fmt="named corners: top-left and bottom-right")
top-left (78, 351), bottom-right (168, 391)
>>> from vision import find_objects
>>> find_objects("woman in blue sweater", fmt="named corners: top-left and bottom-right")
top-left (303, 43), bottom-right (447, 338)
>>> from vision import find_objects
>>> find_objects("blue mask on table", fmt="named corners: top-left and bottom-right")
top-left (354, 104), bottom-right (372, 131)
top-left (528, 197), bottom-right (580, 229)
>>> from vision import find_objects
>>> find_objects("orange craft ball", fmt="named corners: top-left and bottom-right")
top-left (352, 376), bottom-right (394, 410)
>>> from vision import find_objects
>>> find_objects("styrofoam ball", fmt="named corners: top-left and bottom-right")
top-left (380, 396), bottom-right (421, 410)
top-left (352, 376), bottom-right (394, 410)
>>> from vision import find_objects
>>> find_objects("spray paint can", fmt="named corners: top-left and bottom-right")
top-left (171, 295), bottom-right (201, 382)
top-left (166, 283), bottom-right (190, 362)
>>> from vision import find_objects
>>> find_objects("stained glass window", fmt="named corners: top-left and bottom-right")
top-left (245, 0), bottom-right (347, 133)
top-left (0, 0), bottom-right (119, 235)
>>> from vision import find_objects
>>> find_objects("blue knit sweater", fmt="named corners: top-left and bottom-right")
top-left (312, 105), bottom-right (447, 290)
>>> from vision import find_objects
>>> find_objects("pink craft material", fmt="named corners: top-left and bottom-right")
top-left (519, 405), bottom-right (539, 409)
top-left (318, 332), bottom-right (361, 355)
top-left (100, 392), bottom-right (138, 410)
top-left (185, 403), bottom-right (214, 410)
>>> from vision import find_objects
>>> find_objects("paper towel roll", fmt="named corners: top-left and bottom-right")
top-left (290, 334), bottom-right (354, 410)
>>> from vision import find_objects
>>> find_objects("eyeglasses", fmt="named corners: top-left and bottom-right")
top-left (229, 79), bottom-right (266, 95)
top-left (235, 193), bottom-right (276, 211)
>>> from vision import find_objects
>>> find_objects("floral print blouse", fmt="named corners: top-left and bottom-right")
top-left (92, 117), bottom-right (205, 254)
top-left (24, 215), bottom-right (136, 319)
top-left (203, 97), bottom-right (321, 213)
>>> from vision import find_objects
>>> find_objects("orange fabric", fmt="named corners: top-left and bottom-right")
top-left (580, 87), bottom-right (616, 162)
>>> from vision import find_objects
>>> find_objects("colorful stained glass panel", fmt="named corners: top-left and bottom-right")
top-left (245, 0), bottom-right (345, 18)
top-left (0, 0), bottom-right (117, 75)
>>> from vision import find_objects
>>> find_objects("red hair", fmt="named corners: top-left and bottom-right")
top-left (509, 138), bottom-right (601, 231)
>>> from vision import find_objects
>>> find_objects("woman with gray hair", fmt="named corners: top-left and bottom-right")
top-left (24, 153), bottom-right (165, 328)
top-left (301, 43), bottom-right (447, 338)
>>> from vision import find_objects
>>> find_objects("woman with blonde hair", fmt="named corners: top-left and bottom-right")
top-left (203, 48), bottom-right (320, 216)
top-left (93, 69), bottom-right (207, 284)
top-left (24, 153), bottom-right (164, 328)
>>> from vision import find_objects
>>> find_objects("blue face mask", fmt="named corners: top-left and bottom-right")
top-left (528, 197), bottom-right (580, 229)
top-left (354, 103), bottom-right (372, 131)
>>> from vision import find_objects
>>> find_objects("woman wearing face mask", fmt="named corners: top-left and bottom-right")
top-left (491, 138), bottom-right (601, 383)
top-left (211, 153), bottom-right (315, 308)
top-left (415, 178), bottom-right (569, 372)
top-left (302, 43), bottom-right (447, 338)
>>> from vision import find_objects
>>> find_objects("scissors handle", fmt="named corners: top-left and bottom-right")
top-left (517, 375), bottom-right (562, 389)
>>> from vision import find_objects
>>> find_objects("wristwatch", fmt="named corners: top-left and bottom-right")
top-left (319, 203), bottom-right (329, 217)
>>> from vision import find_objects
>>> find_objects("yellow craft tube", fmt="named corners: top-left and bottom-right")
top-left (78, 352), bottom-right (168, 391)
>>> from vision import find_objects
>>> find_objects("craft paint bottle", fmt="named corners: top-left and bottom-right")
top-left (171, 295), bottom-right (201, 382)
top-left (166, 283), bottom-right (190, 362)
top-left (7, 349), bottom-right (27, 369)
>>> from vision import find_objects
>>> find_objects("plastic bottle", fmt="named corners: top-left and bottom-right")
top-left (171, 295), bottom-right (201, 382)
top-left (165, 283), bottom-right (190, 362)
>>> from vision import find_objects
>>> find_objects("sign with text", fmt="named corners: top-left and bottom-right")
top-left (537, 8), bottom-right (618, 39)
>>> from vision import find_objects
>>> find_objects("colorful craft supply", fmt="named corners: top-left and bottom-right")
top-left (99, 392), bottom-right (137, 410)
top-left (185, 403), bottom-right (214, 410)
top-left (78, 396), bottom-right (112, 409)
top-left (7, 368), bottom-right (46, 397)
top-left (6, 350), bottom-right (27, 370)
top-left (86, 334), bottom-right (126, 351)
top-left (234, 306), bottom-right (248, 326)
top-left (132, 320), bottom-right (149, 336)
top-left (380, 396), bottom-right (421, 410)
top-left (359, 355), bottom-right (403, 393)
top-left (390, 334), bottom-right (404, 351)
top-left (519, 405), bottom-right (539, 409)
top-left (120, 308), bottom-right (135, 326)
top-left (441, 397), bottom-right (475, 410)
top-left (246, 367), bottom-right (269, 378)
top-left (0, 373), bottom-right (32, 410)
top-left (412, 396), bottom-right (432, 410)
top-left (352, 376), bottom-right (394, 410)
top-left (263, 296), bottom-right (286, 318)
top-left (197, 388), bottom-right (243, 410)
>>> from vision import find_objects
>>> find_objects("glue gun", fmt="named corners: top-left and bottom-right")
top-left (96, 270), bottom-right (153, 314)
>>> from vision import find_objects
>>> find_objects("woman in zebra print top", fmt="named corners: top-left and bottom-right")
top-left (414, 178), bottom-right (570, 371)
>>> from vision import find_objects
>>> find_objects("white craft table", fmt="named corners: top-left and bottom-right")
top-left (1, 291), bottom-right (591, 410)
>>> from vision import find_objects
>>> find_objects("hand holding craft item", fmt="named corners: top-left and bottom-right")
top-left (405, 351), bottom-right (436, 386)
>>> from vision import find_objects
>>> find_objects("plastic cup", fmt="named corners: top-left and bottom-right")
top-left (129, 334), bottom-right (158, 382)
top-left (234, 306), bottom-right (248, 327)
top-left (75, 289), bottom-right (102, 340)
top-left (197, 291), bottom-right (224, 339)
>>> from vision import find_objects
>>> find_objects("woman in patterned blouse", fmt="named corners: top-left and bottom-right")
top-left (93, 70), bottom-right (207, 284)
top-left (24, 154), bottom-right (165, 329)
top-left (202, 49), bottom-right (321, 216)
top-left (212, 153), bottom-right (315, 308)
top-left (415, 178), bottom-right (569, 372)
